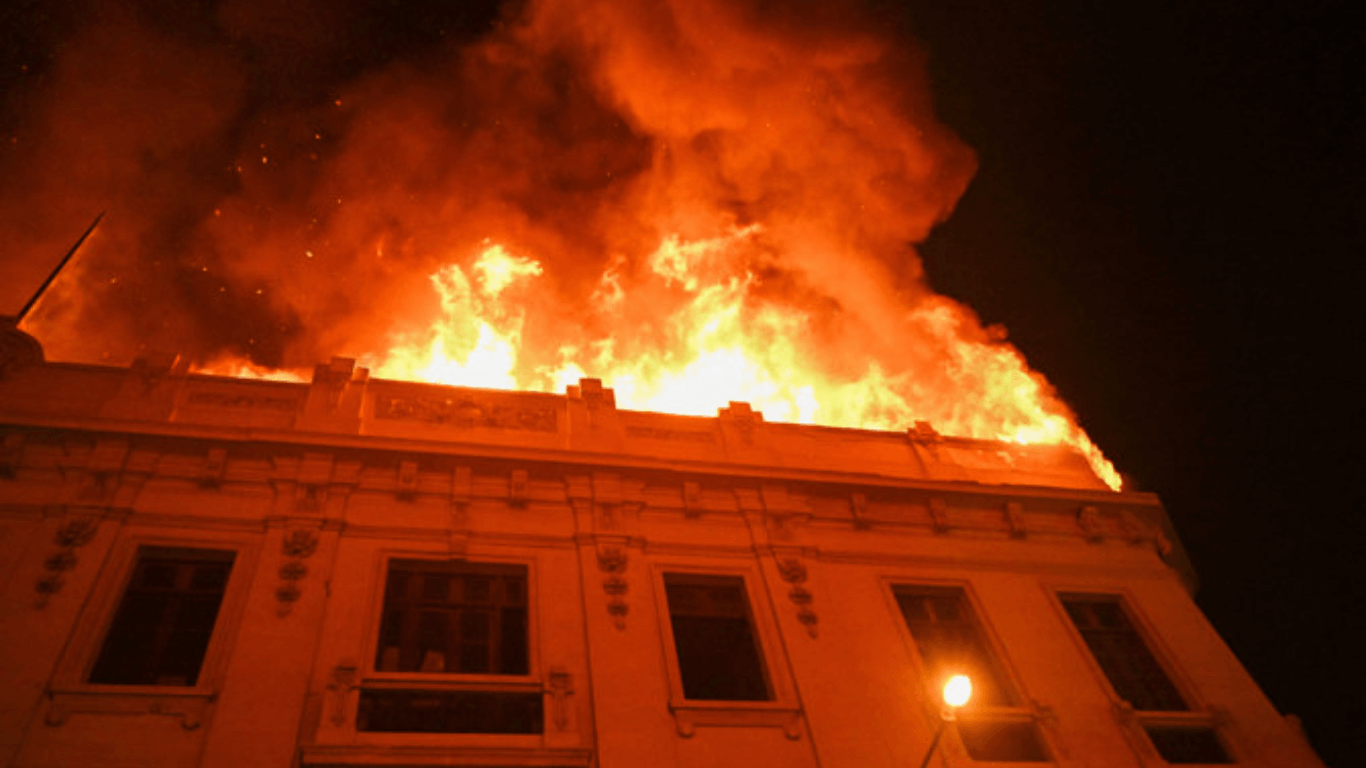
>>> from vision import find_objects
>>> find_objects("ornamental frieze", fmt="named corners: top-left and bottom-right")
top-left (373, 394), bottom-right (557, 433)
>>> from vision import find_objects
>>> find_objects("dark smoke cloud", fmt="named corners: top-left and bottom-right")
top-left (2, 0), bottom-right (974, 379)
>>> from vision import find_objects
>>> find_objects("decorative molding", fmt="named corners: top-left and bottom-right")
top-left (327, 660), bottom-right (359, 727)
top-left (45, 688), bottom-right (211, 730)
top-left (276, 527), bottom-right (321, 616)
top-left (718, 401), bottom-right (763, 441)
top-left (545, 667), bottom-right (574, 731)
top-left (626, 426), bottom-right (715, 443)
top-left (595, 545), bottom-right (630, 629)
top-left (775, 556), bottom-right (819, 638)
top-left (1005, 501), bottom-right (1027, 539)
top-left (682, 481), bottom-right (704, 518)
top-left (396, 460), bottom-right (419, 500)
top-left (670, 704), bottom-right (803, 740)
top-left (928, 498), bottom-right (950, 534)
top-left (449, 466), bottom-right (473, 554)
top-left (374, 394), bottom-right (557, 433)
top-left (35, 515), bottom-right (99, 608)
top-left (185, 391), bottom-right (299, 412)
top-left (1077, 506), bottom-right (1104, 543)
top-left (199, 447), bottom-right (228, 488)
top-left (509, 469), bottom-right (530, 506)
top-left (850, 492), bottom-right (871, 530)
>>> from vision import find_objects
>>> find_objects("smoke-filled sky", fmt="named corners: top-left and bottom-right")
top-left (2, 0), bottom-right (970, 370)
top-left (4, 0), bottom-right (1113, 470)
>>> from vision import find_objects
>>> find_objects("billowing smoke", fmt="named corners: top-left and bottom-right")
top-left (0, 0), bottom-right (1116, 485)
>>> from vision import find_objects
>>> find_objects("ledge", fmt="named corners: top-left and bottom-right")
top-left (44, 685), bottom-right (215, 730)
top-left (668, 700), bottom-right (805, 740)
top-left (300, 744), bottom-right (592, 767)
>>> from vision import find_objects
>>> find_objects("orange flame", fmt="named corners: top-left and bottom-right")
top-left (356, 231), bottom-right (1122, 490)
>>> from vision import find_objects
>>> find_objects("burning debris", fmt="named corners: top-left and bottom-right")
top-left (0, 0), bottom-right (1119, 488)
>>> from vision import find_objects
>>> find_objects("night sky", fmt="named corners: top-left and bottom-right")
top-left (4, 1), bottom-right (1361, 763)
top-left (899, 2), bottom-right (1360, 763)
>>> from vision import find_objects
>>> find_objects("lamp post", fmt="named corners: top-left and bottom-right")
top-left (917, 674), bottom-right (972, 768)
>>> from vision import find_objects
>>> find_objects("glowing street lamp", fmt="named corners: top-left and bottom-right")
top-left (917, 674), bottom-right (972, 768)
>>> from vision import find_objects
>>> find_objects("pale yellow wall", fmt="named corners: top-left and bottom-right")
top-left (0, 414), bottom-right (1326, 768)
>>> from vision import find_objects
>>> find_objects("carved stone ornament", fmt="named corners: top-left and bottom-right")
top-left (327, 660), bottom-right (359, 727)
top-left (282, 528), bottom-right (320, 558)
top-left (928, 498), bottom-right (950, 534)
top-left (776, 556), bottom-right (819, 638)
top-left (1005, 501), bottom-right (1027, 538)
top-left (850, 492), bottom-right (870, 530)
top-left (199, 447), bottom-right (228, 488)
top-left (546, 667), bottom-right (575, 731)
top-left (682, 481), bottom-right (704, 517)
top-left (595, 545), bottom-right (629, 629)
top-left (276, 528), bottom-right (321, 616)
top-left (35, 516), bottom-right (99, 608)
top-left (1077, 506), bottom-right (1104, 543)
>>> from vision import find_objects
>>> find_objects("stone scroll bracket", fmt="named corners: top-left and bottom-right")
top-left (927, 498), bottom-right (950, 534)
top-left (449, 465), bottom-right (473, 555)
top-left (545, 667), bottom-right (575, 732)
top-left (326, 660), bottom-right (359, 728)
top-left (1005, 501), bottom-right (1027, 539)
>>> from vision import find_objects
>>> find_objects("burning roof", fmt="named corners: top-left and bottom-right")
top-left (1, 0), bottom-right (1119, 489)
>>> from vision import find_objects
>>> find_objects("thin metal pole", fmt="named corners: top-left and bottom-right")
top-left (15, 211), bottom-right (105, 322)
top-left (916, 718), bottom-right (948, 768)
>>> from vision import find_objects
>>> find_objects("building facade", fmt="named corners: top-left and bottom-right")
top-left (0, 322), bottom-right (1326, 767)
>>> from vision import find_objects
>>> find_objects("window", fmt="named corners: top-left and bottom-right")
top-left (374, 559), bottom-right (528, 675)
top-left (360, 559), bottom-right (539, 734)
top-left (1060, 594), bottom-right (1231, 764)
top-left (894, 586), bottom-right (1048, 762)
top-left (88, 547), bottom-right (235, 686)
top-left (663, 573), bottom-right (771, 702)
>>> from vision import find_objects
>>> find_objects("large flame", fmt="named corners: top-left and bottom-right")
top-left (4, 0), bottom-right (1121, 489)
top-left (352, 230), bottom-right (1122, 490)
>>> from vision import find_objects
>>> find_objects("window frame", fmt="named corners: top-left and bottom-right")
top-left (649, 561), bottom-right (803, 739)
top-left (1049, 588), bottom-right (1236, 765)
top-left (46, 529), bottom-right (260, 727)
top-left (352, 550), bottom-right (544, 739)
top-left (883, 577), bottom-right (1055, 765)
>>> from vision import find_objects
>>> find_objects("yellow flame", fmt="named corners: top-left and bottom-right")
top-left (359, 236), bottom-right (1121, 490)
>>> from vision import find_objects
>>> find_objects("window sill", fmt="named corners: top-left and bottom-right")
top-left (301, 743), bottom-right (592, 767)
top-left (44, 685), bottom-right (215, 730)
top-left (668, 699), bottom-right (804, 739)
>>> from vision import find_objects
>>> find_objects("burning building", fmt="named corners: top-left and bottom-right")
top-left (0, 321), bottom-right (1328, 767)
top-left (0, 0), bottom-right (1330, 766)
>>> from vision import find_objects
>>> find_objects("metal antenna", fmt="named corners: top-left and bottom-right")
top-left (15, 211), bottom-right (105, 322)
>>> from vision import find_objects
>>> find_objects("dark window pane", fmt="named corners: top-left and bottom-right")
top-left (664, 574), bottom-right (771, 701)
top-left (894, 587), bottom-right (1017, 707)
top-left (88, 548), bottom-right (235, 686)
top-left (1060, 595), bottom-right (1188, 712)
top-left (958, 720), bottom-right (1050, 762)
top-left (375, 560), bottom-right (528, 675)
top-left (1146, 726), bottom-right (1232, 763)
